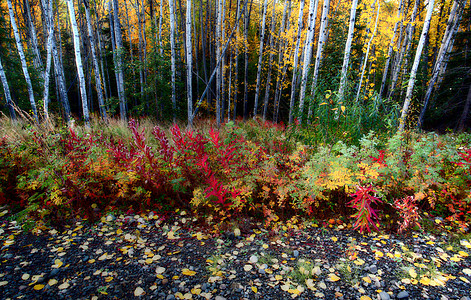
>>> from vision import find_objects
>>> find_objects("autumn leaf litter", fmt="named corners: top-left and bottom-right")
top-left (1, 208), bottom-right (471, 300)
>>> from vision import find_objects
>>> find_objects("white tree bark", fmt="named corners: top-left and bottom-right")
top-left (169, 0), bottom-right (177, 122)
top-left (355, 1), bottom-right (380, 103)
top-left (253, 0), bottom-right (269, 118)
top-left (418, 0), bottom-right (466, 127)
top-left (378, 0), bottom-right (403, 98)
top-left (41, 0), bottom-right (54, 121)
top-left (398, 0), bottom-right (436, 132)
top-left (83, 0), bottom-right (108, 121)
top-left (7, 0), bottom-right (38, 122)
top-left (288, 0), bottom-right (305, 124)
top-left (337, 0), bottom-right (359, 100)
top-left (0, 55), bottom-right (17, 120)
top-left (262, 0), bottom-right (279, 120)
top-left (112, 0), bottom-right (127, 120)
top-left (216, 0), bottom-right (223, 126)
top-left (307, 0), bottom-right (330, 121)
top-left (298, 0), bottom-right (320, 123)
top-left (66, 0), bottom-right (89, 124)
top-left (186, 0), bottom-right (193, 126)
top-left (23, 0), bottom-right (43, 72)
top-left (273, 0), bottom-right (291, 122)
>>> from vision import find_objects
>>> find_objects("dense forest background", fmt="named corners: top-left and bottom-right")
top-left (0, 0), bottom-right (470, 132)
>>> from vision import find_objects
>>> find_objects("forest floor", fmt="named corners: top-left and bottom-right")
top-left (1, 207), bottom-right (471, 300)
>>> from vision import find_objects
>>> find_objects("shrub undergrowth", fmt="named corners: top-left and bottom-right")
top-left (0, 117), bottom-right (470, 234)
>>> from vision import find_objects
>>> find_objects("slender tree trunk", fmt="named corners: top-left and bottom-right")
top-left (221, 0), bottom-right (227, 122)
top-left (136, 0), bottom-right (145, 103)
top-left (112, 0), bottom-right (127, 120)
top-left (216, 0), bottom-right (223, 126)
top-left (418, 0), bottom-right (466, 127)
top-left (298, 0), bottom-right (320, 123)
top-left (66, 0), bottom-right (89, 124)
top-left (84, 0), bottom-right (108, 121)
top-left (186, 0), bottom-right (193, 126)
top-left (50, 0), bottom-right (71, 122)
top-left (243, 0), bottom-right (253, 119)
top-left (261, 0), bottom-right (278, 121)
top-left (288, 0), bottom-right (305, 124)
top-left (233, 0), bottom-right (241, 120)
top-left (169, 0), bottom-right (177, 121)
top-left (398, 0), bottom-right (435, 132)
top-left (379, 0), bottom-right (403, 98)
top-left (355, 1), bottom-right (380, 103)
top-left (0, 55), bottom-right (17, 120)
top-left (337, 0), bottom-right (359, 100)
top-left (253, 0), bottom-right (269, 118)
top-left (7, 0), bottom-right (38, 122)
top-left (307, 0), bottom-right (330, 121)
top-left (23, 0), bottom-right (43, 72)
top-left (273, 0), bottom-right (291, 122)
top-left (389, 0), bottom-right (418, 100)
top-left (42, 0), bottom-right (54, 121)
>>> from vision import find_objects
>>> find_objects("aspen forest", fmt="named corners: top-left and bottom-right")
top-left (2, 0), bottom-right (471, 240)
top-left (0, 0), bottom-right (469, 131)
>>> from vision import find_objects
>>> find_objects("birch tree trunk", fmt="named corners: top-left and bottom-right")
top-left (243, 0), bottom-right (252, 119)
top-left (66, 0), bottom-right (89, 124)
top-left (169, 0), bottom-right (177, 121)
top-left (398, 0), bottom-right (436, 132)
top-left (186, 0), bottom-right (193, 126)
top-left (49, 0), bottom-right (71, 122)
top-left (262, 0), bottom-right (278, 120)
top-left (379, 0), bottom-right (403, 98)
top-left (23, 0), bottom-right (43, 72)
top-left (298, 0), bottom-right (320, 123)
top-left (337, 0), bottom-right (359, 100)
top-left (0, 55), bottom-right (17, 120)
top-left (389, 0), bottom-right (418, 100)
top-left (273, 0), bottom-right (291, 122)
top-left (112, 0), bottom-right (127, 120)
top-left (216, 0), bottom-right (223, 126)
top-left (83, 0), bottom-right (108, 121)
top-left (42, 0), bottom-right (53, 121)
top-left (355, 1), bottom-right (380, 103)
top-left (7, 0), bottom-right (38, 122)
top-left (288, 0), bottom-right (305, 124)
top-left (307, 0), bottom-right (330, 121)
top-left (233, 0), bottom-right (241, 120)
top-left (253, 0), bottom-right (269, 118)
top-left (418, 0), bottom-right (465, 127)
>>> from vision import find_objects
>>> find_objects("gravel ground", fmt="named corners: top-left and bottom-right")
top-left (1, 208), bottom-right (470, 300)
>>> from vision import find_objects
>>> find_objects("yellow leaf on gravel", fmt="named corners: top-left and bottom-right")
top-left (360, 297), bottom-right (372, 300)
top-left (52, 259), bottom-right (63, 268)
top-left (460, 277), bottom-right (470, 283)
top-left (458, 251), bottom-right (469, 257)
top-left (354, 259), bottom-right (365, 266)
top-left (328, 273), bottom-right (340, 282)
top-left (420, 277), bottom-right (430, 285)
top-left (0, 281), bottom-right (8, 286)
top-left (182, 269), bottom-right (196, 276)
top-left (196, 232), bottom-right (203, 240)
top-left (21, 274), bottom-right (30, 280)
top-left (275, 275), bottom-right (283, 281)
top-left (145, 258), bottom-right (153, 264)
top-left (116, 228), bottom-right (123, 235)
top-left (409, 268), bottom-right (417, 278)
top-left (362, 277), bottom-right (372, 283)
top-left (251, 286), bottom-right (258, 293)
top-left (33, 284), bottom-right (45, 290)
top-left (191, 288), bottom-right (201, 295)
top-left (463, 268), bottom-right (471, 276)
top-left (156, 267), bottom-right (166, 274)
top-left (331, 237), bottom-right (338, 242)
